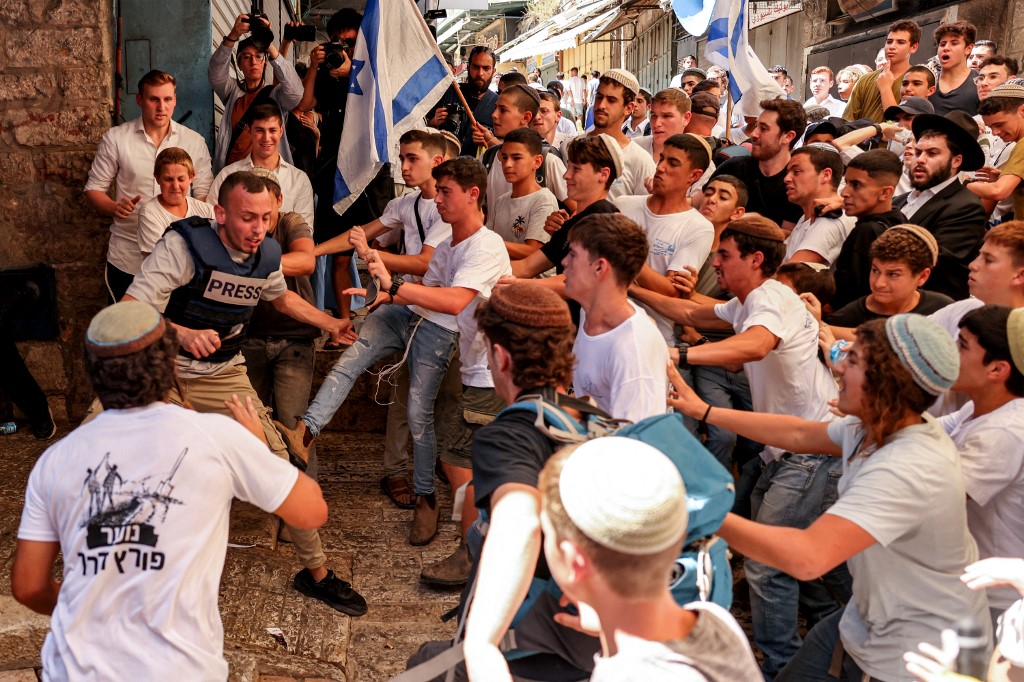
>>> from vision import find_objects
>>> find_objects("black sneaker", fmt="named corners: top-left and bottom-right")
top-left (293, 568), bottom-right (367, 616)
top-left (31, 407), bottom-right (56, 441)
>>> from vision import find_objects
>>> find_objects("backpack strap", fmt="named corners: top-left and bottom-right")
top-left (227, 85), bottom-right (278, 156)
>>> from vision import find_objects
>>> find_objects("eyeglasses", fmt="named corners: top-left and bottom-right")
top-left (974, 73), bottom-right (1005, 84)
top-left (829, 339), bottom-right (851, 366)
top-left (239, 53), bottom-right (267, 63)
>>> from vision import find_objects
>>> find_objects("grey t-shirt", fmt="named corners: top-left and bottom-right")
top-left (826, 415), bottom-right (991, 680)
top-left (486, 188), bottom-right (557, 245)
top-left (589, 603), bottom-right (761, 681)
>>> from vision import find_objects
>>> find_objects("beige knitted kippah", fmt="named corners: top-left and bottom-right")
top-left (86, 301), bottom-right (166, 357)
top-left (725, 213), bottom-right (786, 243)
top-left (559, 438), bottom-right (688, 555)
top-left (1008, 308), bottom-right (1024, 375)
top-left (489, 282), bottom-right (572, 328)
top-left (888, 223), bottom-right (939, 267)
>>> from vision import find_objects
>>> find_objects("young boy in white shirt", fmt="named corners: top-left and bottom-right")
top-left (313, 129), bottom-right (452, 280)
top-left (137, 147), bottom-right (216, 260)
top-left (617, 133), bottom-right (714, 343)
top-left (942, 305), bottom-right (1024, 621)
top-left (538, 438), bottom-right (761, 681)
top-left (485, 127), bottom-right (558, 263)
top-left (563, 213), bottom-right (669, 423)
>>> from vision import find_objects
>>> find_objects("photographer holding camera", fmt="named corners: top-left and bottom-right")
top-left (426, 45), bottom-right (499, 156)
top-left (301, 8), bottom-right (394, 326)
top-left (209, 9), bottom-right (303, 173)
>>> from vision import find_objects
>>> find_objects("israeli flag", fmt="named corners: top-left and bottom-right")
top-left (704, 0), bottom-right (783, 119)
top-left (333, 0), bottom-right (453, 214)
top-left (672, 0), bottom-right (715, 37)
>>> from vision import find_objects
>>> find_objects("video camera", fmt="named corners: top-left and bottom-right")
top-left (242, 0), bottom-right (275, 53)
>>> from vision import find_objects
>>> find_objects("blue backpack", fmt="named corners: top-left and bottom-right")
top-left (499, 395), bottom-right (735, 610)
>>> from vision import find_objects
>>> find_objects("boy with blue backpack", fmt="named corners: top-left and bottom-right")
top-left (403, 280), bottom-right (735, 681)
top-left (538, 438), bottom-right (760, 681)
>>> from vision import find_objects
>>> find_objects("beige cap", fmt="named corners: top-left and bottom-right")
top-left (888, 224), bottom-right (939, 267)
top-left (86, 301), bottom-right (166, 358)
top-left (600, 69), bottom-right (641, 98)
top-left (1008, 308), bottom-right (1024, 375)
top-left (559, 438), bottom-right (688, 556)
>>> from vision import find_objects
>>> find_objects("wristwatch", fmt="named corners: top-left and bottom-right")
top-left (388, 274), bottom-right (404, 298)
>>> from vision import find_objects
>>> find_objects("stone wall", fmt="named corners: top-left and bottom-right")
top-left (0, 0), bottom-right (112, 421)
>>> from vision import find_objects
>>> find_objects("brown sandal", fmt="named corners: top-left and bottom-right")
top-left (380, 475), bottom-right (416, 509)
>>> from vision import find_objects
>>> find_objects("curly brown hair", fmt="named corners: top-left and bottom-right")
top-left (84, 325), bottom-right (180, 409)
top-left (475, 301), bottom-right (575, 389)
top-left (869, 228), bottom-right (933, 274)
top-left (855, 319), bottom-right (935, 448)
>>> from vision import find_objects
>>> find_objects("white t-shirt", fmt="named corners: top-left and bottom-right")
top-left (609, 139), bottom-right (656, 201)
top-left (826, 415), bottom-right (991, 681)
top-left (568, 76), bottom-right (586, 105)
top-left (412, 227), bottom-right (512, 388)
top-left (486, 189), bottom-right (558, 245)
top-left (783, 213), bottom-right (855, 266)
top-left (208, 155), bottom-right (315, 228)
top-left (136, 196), bottom-right (216, 259)
top-left (376, 191), bottom-right (452, 282)
top-left (573, 302), bottom-right (669, 423)
top-left (83, 118), bottom-right (214, 275)
top-left (615, 195), bottom-right (714, 342)
top-left (940, 399), bottom-right (1024, 610)
top-left (714, 279), bottom-right (837, 461)
top-left (589, 603), bottom-right (760, 682)
top-left (17, 402), bottom-right (298, 681)
top-left (126, 224), bottom-right (288, 378)
top-left (486, 150), bottom-right (568, 205)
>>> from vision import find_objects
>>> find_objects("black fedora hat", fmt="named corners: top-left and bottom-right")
top-left (911, 112), bottom-right (985, 172)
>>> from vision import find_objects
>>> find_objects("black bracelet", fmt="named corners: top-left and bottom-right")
top-left (699, 404), bottom-right (712, 430)
top-left (223, 35), bottom-right (237, 44)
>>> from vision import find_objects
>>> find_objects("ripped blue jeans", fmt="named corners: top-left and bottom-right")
top-left (302, 305), bottom-right (458, 495)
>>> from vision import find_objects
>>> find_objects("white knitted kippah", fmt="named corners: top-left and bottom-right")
top-left (558, 437), bottom-right (688, 555)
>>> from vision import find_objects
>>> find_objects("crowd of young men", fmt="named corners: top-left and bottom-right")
top-left (11, 6), bottom-right (1024, 681)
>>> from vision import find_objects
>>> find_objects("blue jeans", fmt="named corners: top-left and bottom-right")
top-left (303, 305), bottom-right (457, 495)
top-left (241, 337), bottom-right (318, 479)
top-left (746, 454), bottom-right (851, 680)
top-left (776, 607), bottom-right (882, 682)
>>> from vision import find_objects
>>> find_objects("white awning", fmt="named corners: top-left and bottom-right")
top-left (497, 0), bottom-right (620, 62)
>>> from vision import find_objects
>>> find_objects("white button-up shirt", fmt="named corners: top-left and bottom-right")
top-left (84, 117), bottom-right (214, 274)
top-left (901, 174), bottom-right (960, 220)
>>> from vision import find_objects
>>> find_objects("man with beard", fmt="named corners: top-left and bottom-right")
top-left (705, 99), bottom-right (806, 231)
top-left (894, 113), bottom-right (987, 300)
top-left (427, 46), bottom-right (499, 156)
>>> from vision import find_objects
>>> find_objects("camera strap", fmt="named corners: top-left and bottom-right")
top-left (227, 84), bottom-right (277, 156)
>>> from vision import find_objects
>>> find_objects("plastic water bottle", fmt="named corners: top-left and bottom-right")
top-left (955, 618), bottom-right (988, 680)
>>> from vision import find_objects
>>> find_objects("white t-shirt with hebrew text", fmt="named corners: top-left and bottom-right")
top-left (18, 403), bottom-right (298, 681)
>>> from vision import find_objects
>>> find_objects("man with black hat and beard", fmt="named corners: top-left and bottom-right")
top-left (894, 111), bottom-right (988, 300)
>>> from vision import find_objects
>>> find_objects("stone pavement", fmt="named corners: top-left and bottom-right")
top-left (0, 424), bottom-right (463, 681)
